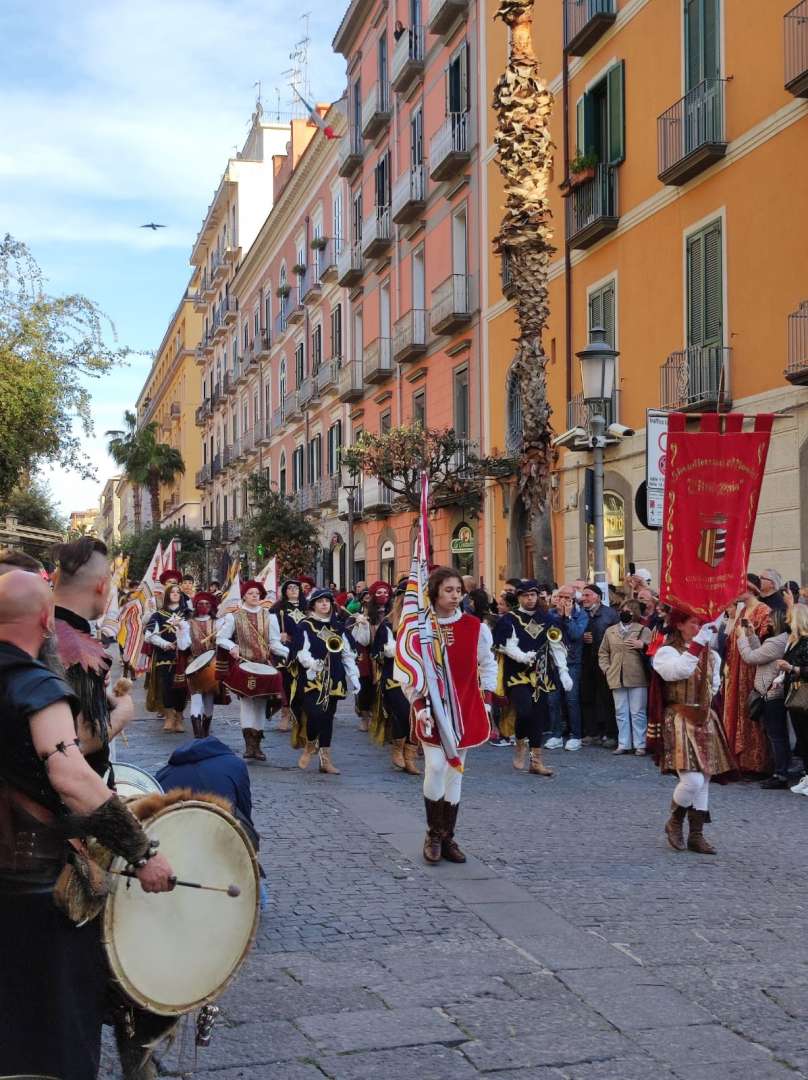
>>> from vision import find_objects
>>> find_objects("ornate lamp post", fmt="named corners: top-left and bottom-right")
top-left (202, 523), bottom-right (213, 588)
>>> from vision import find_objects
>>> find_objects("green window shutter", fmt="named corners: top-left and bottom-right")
top-left (589, 290), bottom-right (603, 335)
top-left (687, 231), bottom-right (705, 347)
top-left (703, 222), bottom-right (722, 345)
top-left (684, 0), bottom-right (701, 90)
top-left (602, 282), bottom-right (616, 348)
top-left (607, 61), bottom-right (625, 164)
top-left (576, 97), bottom-right (584, 155)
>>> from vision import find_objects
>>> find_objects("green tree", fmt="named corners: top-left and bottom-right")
top-left (0, 235), bottom-right (125, 500)
top-left (115, 525), bottom-right (206, 582)
top-left (106, 410), bottom-right (185, 531)
top-left (1, 478), bottom-right (65, 532)
top-left (243, 475), bottom-right (319, 579)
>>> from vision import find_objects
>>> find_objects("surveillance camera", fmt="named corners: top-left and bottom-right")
top-left (552, 427), bottom-right (589, 449)
top-left (607, 423), bottom-right (635, 439)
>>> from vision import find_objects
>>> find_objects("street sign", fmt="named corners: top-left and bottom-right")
top-left (646, 410), bottom-right (668, 530)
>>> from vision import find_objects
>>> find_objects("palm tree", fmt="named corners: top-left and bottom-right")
top-left (106, 410), bottom-right (185, 531)
top-left (493, 0), bottom-right (555, 518)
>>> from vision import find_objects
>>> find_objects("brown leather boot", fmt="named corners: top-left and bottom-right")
top-left (318, 747), bottom-right (340, 775)
top-left (357, 713), bottom-right (370, 733)
top-left (201, 715), bottom-right (213, 737)
top-left (298, 740), bottom-right (317, 769)
top-left (686, 808), bottom-right (716, 854)
top-left (402, 741), bottom-right (421, 776)
top-left (162, 712), bottom-right (174, 733)
top-left (171, 710), bottom-right (186, 734)
top-left (242, 729), bottom-right (256, 759)
top-left (391, 738), bottom-right (406, 770)
top-left (252, 731), bottom-right (267, 762)
top-left (513, 738), bottom-right (528, 770)
top-left (422, 798), bottom-right (443, 864)
top-left (277, 707), bottom-right (291, 733)
top-left (441, 801), bottom-right (466, 863)
top-left (529, 748), bottom-right (554, 776)
top-left (665, 800), bottom-right (688, 851)
top-left (190, 715), bottom-right (203, 738)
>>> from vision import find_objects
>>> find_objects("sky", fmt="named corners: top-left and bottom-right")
top-left (0, 0), bottom-right (346, 517)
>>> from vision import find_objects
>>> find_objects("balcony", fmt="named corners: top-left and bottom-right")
top-left (363, 478), bottom-right (394, 515)
top-left (233, 357), bottom-right (247, 386)
top-left (222, 372), bottom-right (234, 397)
top-left (392, 25), bottom-right (425, 95)
top-left (361, 206), bottom-right (392, 259)
top-left (301, 266), bottom-right (321, 304)
top-left (429, 112), bottom-right (471, 181)
top-left (785, 1), bottom-right (808, 96)
top-left (243, 427), bottom-right (257, 456)
top-left (785, 300), bottom-right (808, 385)
top-left (284, 390), bottom-right (301, 421)
top-left (337, 242), bottom-right (363, 287)
top-left (361, 81), bottom-right (391, 140)
top-left (319, 474), bottom-right (339, 509)
top-left (338, 360), bottom-right (364, 402)
top-left (257, 416), bottom-right (272, 445)
top-left (567, 164), bottom-right (619, 250)
top-left (195, 401), bottom-right (211, 426)
top-left (194, 344), bottom-right (207, 366)
top-left (431, 273), bottom-right (473, 335)
top-left (212, 250), bottom-right (227, 284)
top-left (658, 79), bottom-right (727, 186)
top-left (195, 464), bottom-right (212, 488)
top-left (318, 238), bottom-right (341, 282)
top-left (563, 0), bottom-right (616, 56)
top-left (210, 383), bottom-right (222, 408)
top-left (274, 306), bottom-right (289, 340)
top-left (428, 0), bottom-right (469, 36)
top-left (299, 483), bottom-right (323, 513)
top-left (211, 453), bottom-right (222, 478)
top-left (566, 391), bottom-right (617, 430)
top-left (286, 286), bottom-right (305, 325)
top-left (241, 347), bottom-right (257, 377)
top-left (224, 242), bottom-right (240, 264)
top-left (222, 296), bottom-right (238, 326)
top-left (392, 163), bottom-right (427, 224)
top-left (393, 309), bottom-right (428, 363)
top-left (337, 127), bottom-right (363, 178)
top-left (212, 310), bottom-right (226, 341)
top-left (660, 345), bottom-right (731, 411)
top-left (364, 337), bottom-right (393, 384)
top-left (316, 358), bottom-right (340, 394)
top-left (271, 405), bottom-right (286, 435)
top-left (255, 330), bottom-right (271, 358)
top-left (222, 520), bottom-right (241, 542)
top-left (298, 375), bottom-right (317, 409)
top-left (201, 272), bottom-right (217, 301)
top-left (222, 444), bottom-right (235, 468)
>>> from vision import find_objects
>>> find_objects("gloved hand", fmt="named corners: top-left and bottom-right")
top-left (350, 677), bottom-right (361, 695)
top-left (524, 651), bottom-right (538, 665)
top-left (693, 623), bottom-right (715, 646)
top-left (560, 671), bottom-right (574, 693)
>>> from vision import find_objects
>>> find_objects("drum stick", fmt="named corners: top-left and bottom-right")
top-left (110, 869), bottom-right (241, 897)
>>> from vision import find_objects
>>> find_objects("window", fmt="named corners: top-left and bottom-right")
top-left (231, 338), bottom-right (238, 369)
top-left (453, 366), bottom-right (469, 439)
top-left (352, 190), bottom-right (363, 243)
top-left (374, 151), bottom-right (391, 209)
top-left (312, 223), bottom-right (322, 278)
top-left (352, 79), bottom-right (361, 134)
top-left (588, 280), bottom-right (616, 348)
top-left (312, 325), bottom-right (322, 373)
top-left (223, 494), bottom-right (228, 522)
top-left (333, 190), bottom-right (343, 244)
top-left (331, 304), bottom-right (343, 359)
top-left (293, 446), bottom-right (305, 491)
top-left (279, 358), bottom-right (287, 402)
top-left (264, 382), bottom-right (271, 421)
top-left (328, 420), bottom-right (343, 475)
top-left (378, 33), bottom-right (388, 89)
top-left (279, 451), bottom-right (287, 496)
top-left (687, 219), bottom-right (723, 350)
top-left (242, 400), bottom-right (249, 433)
top-left (452, 206), bottom-right (468, 278)
top-left (243, 323), bottom-right (249, 351)
top-left (575, 62), bottom-right (625, 164)
top-left (685, 0), bottom-right (720, 90)
top-left (446, 42), bottom-right (470, 116)
top-left (264, 295), bottom-right (271, 334)
top-left (253, 309), bottom-right (259, 338)
top-left (295, 342), bottom-right (305, 386)
top-left (587, 489), bottom-right (626, 586)
top-left (413, 247), bottom-right (425, 309)
top-left (380, 410), bottom-right (391, 435)
top-left (505, 371), bottom-right (523, 453)
top-left (410, 105), bottom-right (423, 168)
top-left (308, 434), bottom-right (322, 484)
top-left (413, 388), bottom-right (426, 427)
top-left (380, 280), bottom-right (391, 340)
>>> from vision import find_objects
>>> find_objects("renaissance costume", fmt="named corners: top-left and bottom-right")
top-left (370, 614), bottom-right (419, 775)
top-left (177, 592), bottom-right (226, 739)
top-left (54, 605), bottom-right (114, 781)
top-left (144, 596), bottom-right (188, 733)
top-left (270, 580), bottom-right (307, 733)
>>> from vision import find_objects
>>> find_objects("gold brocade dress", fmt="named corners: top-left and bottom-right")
top-left (659, 646), bottom-right (736, 777)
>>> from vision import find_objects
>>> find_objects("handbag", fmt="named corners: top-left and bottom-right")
top-left (746, 689), bottom-right (765, 722)
top-left (786, 679), bottom-right (808, 712)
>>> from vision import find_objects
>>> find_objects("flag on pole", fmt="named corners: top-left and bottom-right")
top-left (217, 558), bottom-right (242, 615)
top-left (256, 557), bottom-right (278, 601)
top-left (394, 472), bottom-right (464, 771)
top-left (292, 87), bottom-right (339, 140)
top-left (141, 542), bottom-right (164, 606)
top-left (163, 538), bottom-right (179, 572)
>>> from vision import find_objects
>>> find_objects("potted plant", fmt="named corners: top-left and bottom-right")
top-left (310, 235), bottom-right (328, 252)
top-left (291, 262), bottom-right (307, 277)
top-left (568, 150), bottom-right (598, 187)
top-left (276, 283), bottom-right (290, 299)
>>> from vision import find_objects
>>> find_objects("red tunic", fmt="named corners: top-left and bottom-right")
top-left (415, 612), bottom-right (491, 750)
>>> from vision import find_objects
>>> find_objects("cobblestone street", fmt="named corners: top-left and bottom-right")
top-left (106, 682), bottom-right (808, 1080)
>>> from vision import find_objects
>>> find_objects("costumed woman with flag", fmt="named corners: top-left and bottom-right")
top-left (370, 582), bottom-right (420, 775)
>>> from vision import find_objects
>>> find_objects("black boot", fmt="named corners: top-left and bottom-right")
top-left (422, 798), bottom-right (443, 864)
top-left (201, 714), bottom-right (213, 737)
top-left (190, 715), bottom-right (203, 739)
top-left (441, 801), bottom-right (466, 863)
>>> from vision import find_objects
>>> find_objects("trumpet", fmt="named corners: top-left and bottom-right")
top-left (325, 633), bottom-right (344, 654)
top-left (546, 626), bottom-right (563, 644)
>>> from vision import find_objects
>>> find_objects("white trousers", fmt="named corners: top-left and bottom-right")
top-left (239, 696), bottom-right (268, 732)
top-left (613, 686), bottom-right (648, 749)
top-left (422, 744), bottom-right (467, 805)
top-left (674, 770), bottom-right (711, 811)
top-left (190, 691), bottom-right (215, 716)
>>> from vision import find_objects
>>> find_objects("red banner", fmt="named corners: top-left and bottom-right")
top-left (659, 412), bottom-right (773, 621)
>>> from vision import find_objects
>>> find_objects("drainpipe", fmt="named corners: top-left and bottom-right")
top-left (562, 45), bottom-right (572, 406)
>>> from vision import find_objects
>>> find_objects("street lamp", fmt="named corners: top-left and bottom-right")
top-left (342, 473), bottom-right (360, 592)
top-left (577, 327), bottom-right (618, 599)
top-left (202, 523), bottom-right (213, 587)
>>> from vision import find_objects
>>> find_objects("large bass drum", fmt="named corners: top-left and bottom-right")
top-left (109, 763), bottom-right (164, 799)
top-left (102, 800), bottom-right (259, 1016)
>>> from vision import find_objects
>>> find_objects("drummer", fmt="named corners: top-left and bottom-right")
top-left (145, 583), bottom-right (188, 734)
top-left (270, 579), bottom-right (307, 733)
top-left (178, 591), bottom-right (221, 739)
top-left (216, 579), bottom-right (287, 762)
top-left (292, 588), bottom-right (361, 776)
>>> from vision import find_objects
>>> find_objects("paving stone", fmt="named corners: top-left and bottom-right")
top-left (373, 972), bottom-right (522, 1009)
top-left (315, 1043), bottom-right (480, 1079)
top-left (195, 1064), bottom-right (326, 1079)
top-left (669, 1062), bottom-right (803, 1080)
top-left (218, 981), bottom-right (384, 1023)
top-left (281, 957), bottom-right (389, 988)
top-left (633, 1023), bottom-right (778, 1067)
top-left (460, 1031), bottom-right (635, 1071)
top-left (447, 998), bottom-right (611, 1040)
top-left (183, 1019), bottom-right (313, 1069)
top-left (560, 1056), bottom-right (678, 1080)
top-left (560, 970), bottom-right (714, 1030)
top-left (297, 1005), bottom-right (463, 1053)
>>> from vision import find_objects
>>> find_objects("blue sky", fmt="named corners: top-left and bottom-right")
top-left (0, 0), bottom-right (345, 516)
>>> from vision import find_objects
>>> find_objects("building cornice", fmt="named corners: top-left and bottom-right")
top-left (332, 0), bottom-right (377, 57)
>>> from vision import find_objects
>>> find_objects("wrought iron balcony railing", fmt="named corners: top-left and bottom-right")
top-left (658, 78), bottom-right (727, 186)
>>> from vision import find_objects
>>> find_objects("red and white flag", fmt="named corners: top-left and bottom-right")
top-left (292, 88), bottom-right (339, 140)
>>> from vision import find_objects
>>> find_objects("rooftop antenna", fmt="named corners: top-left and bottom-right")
top-left (284, 12), bottom-right (311, 119)
top-left (274, 86), bottom-right (282, 121)
top-left (253, 80), bottom-right (263, 116)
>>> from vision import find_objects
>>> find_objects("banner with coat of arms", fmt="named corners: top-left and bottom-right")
top-left (659, 412), bottom-right (773, 622)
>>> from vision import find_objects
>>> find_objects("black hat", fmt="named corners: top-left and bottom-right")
top-left (584, 582), bottom-right (603, 599)
top-left (516, 579), bottom-right (540, 595)
top-left (308, 587), bottom-right (334, 606)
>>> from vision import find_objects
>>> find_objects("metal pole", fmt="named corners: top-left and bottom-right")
top-left (204, 542), bottom-right (210, 588)
top-left (346, 492), bottom-right (355, 592)
top-left (590, 409), bottom-right (608, 601)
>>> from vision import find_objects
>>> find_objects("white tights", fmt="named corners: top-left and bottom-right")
top-left (422, 744), bottom-right (467, 805)
top-left (190, 691), bottom-right (215, 716)
top-left (239, 696), bottom-right (268, 732)
top-left (673, 770), bottom-right (711, 811)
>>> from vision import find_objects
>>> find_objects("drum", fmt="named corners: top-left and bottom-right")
top-left (223, 658), bottom-right (283, 699)
top-left (109, 763), bottom-right (164, 799)
top-left (102, 800), bottom-right (259, 1016)
top-left (186, 649), bottom-right (217, 694)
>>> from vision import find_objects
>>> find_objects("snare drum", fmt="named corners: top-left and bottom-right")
top-left (223, 658), bottom-right (283, 699)
top-left (185, 649), bottom-right (217, 694)
top-left (102, 799), bottom-right (259, 1016)
top-left (109, 763), bottom-right (164, 800)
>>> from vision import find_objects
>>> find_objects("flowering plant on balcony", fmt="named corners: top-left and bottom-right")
top-left (310, 236), bottom-right (328, 251)
top-left (291, 263), bottom-right (307, 277)
top-left (243, 474), bottom-right (319, 577)
top-left (276, 283), bottom-right (291, 299)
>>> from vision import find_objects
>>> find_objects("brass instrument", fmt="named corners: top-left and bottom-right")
top-left (546, 626), bottom-right (563, 644)
top-left (324, 632), bottom-right (344, 654)
top-left (533, 624), bottom-right (564, 701)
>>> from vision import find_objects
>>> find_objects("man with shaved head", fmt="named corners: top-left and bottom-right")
top-left (0, 570), bottom-right (175, 1080)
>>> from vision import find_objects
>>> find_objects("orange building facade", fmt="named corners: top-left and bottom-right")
top-left (483, 0), bottom-right (808, 589)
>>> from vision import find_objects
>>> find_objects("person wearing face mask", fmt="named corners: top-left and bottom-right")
top-left (580, 583), bottom-right (619, 747)
top-left (217, 580), bottom-right (286, 761)
top-left (177, 591), bottom-right (222, 738)
top-left (291, 588), bottom-right (361, 775)
top-left (598, 600), bottom-right (652, 755)
top-left (493, 580), bottom-right (572, 776)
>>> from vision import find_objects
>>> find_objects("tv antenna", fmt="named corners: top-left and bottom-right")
top-left (283, 12), bottom-right (311, 118)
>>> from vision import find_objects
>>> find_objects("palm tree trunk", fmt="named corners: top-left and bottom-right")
top-left (493, 0), bottom-right (555, 518)
top-left (149, 479), bottom-right (160, 526)
top-left (133, 485), bottom-right (142, 534)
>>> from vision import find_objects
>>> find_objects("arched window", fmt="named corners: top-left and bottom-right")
top-left (279, 451), bottom-right (287, 497)
top-left (506, 369), bottom-right (523, 454)
top-left (279, 357), bottom-right (287, 403)
top-left (586, 490), bottom-right (626, 586)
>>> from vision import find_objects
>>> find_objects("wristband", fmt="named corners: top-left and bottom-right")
top-left (130, 839), bottom-right (160, 869)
